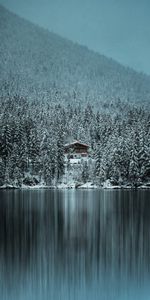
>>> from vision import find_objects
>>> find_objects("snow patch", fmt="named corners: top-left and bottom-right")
top-left (57, 182), bottom-right (77, 189)
top-left (103, 179), bottom-right (120, 189)
top-left (78, 182), bottom-right (98, 189)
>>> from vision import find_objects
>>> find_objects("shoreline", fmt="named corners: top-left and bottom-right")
top-left (0, 183), bottom-right (150, 191)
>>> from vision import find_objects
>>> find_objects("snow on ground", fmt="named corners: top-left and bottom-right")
top-left (57, 182), bottom-right (77, 189)
top-left (21, 184), bottom-right (53, 189)
top-left (78, 182), bottom-right (98, 189)
top-left (103, 179), bottom-right (120, 189)
top-left (139, 184), bottom-right (150, 189)
top-left (1, 183), bottom-right (150, 190)
top-left (57, 181), bottom-right (98, 189)
top-left (0, 177), bottom-right (150, 190)
top-left (0, 184), bottom-right (18, 189)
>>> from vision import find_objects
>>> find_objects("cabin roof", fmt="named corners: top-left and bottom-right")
top-left (64, 140), bottom-right (89, 148)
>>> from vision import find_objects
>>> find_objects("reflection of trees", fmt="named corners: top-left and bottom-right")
top-left (0, 191), bottom-right (40, 291)
top-left (0, 192), bottom-right (37, 264)
top-left (57, 190), bottom-right (150, 281)
top-left (0, 189), bottom-right (150, 287)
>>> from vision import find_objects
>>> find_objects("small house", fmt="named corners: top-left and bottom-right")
top-left (64, 141), bottom-right (89, 160)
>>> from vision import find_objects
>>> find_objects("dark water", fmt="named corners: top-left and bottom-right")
top-left (0, 189), bottom-right (150, 300)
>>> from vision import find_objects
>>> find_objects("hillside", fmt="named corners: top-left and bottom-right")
top-left (0, 6), bottom-right (150, 189)
top-left (0, 5), bottom-right (150, 108)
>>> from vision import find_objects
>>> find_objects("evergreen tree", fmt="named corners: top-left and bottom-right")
top-left (129, 150), bottom-right (139, 186)
top-left (0, 124), bottom-right (12, 167)
top-left (0, 159), bottom-right (5, 186)
top-left (95, 142), bottom-right (102, 177)
top-left (82, 161), bottom-right (89, 183)
top-left (56, 129), bottom-right (65, 180)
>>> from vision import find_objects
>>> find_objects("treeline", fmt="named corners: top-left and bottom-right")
top-left (0, 95), bottom-right (150, 187)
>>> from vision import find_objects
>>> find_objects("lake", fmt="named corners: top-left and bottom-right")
top-left (0, 189), bottom-right (150, 300)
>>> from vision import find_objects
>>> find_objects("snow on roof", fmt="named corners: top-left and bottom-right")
top-left (64, 140), bottom-right (89, 148)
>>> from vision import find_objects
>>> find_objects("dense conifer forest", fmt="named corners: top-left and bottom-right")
top-left (0, 6), bottom-right (150, 188)
top-left (0, 95), bottom-right (149, 187)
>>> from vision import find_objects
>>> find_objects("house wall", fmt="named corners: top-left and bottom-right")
top-left (64, 145), bottom-right (88, 155)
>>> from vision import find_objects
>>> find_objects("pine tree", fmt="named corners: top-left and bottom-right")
top-left (95, 142), bottom-right (101, 177)
top-left (0, 159), bottom-right (5, 186)
top-left (129, 150), bottom-right (139, 186)
top-left (56, 129), bottom-right (65, 180)
top-left (82, 161), bottom-right (89, 183)
top-left (1, 124), bottom-right (12, 168)
top-left (43, 153), bottom-right (53, 185)
top-left (19, 135), bottom-right (28, 176)
top-left (28, 128), bottom-right (40, 174)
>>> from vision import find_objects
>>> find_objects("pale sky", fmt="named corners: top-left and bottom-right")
top-left (0, 0), bottom-right (150, 74)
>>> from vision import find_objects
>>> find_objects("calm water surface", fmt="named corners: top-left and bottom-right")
top-left (0, 189), bottom-right (150, 300)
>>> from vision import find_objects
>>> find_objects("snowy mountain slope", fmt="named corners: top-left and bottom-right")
top-left (0, 5), bottom-right (150, 107)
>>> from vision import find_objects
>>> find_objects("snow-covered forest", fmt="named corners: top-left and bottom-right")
top-left (1, 5), bottom-right (150, 109)
top-left (0, 95), bottom-right (150, 187)
top-left (0, 6), bottom-right (150, 188)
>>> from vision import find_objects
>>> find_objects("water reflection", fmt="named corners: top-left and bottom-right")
top-left (0, 189), bottom-right (150, 299)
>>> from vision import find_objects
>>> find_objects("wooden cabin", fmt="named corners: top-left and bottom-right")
top-left (64, 141), bottom-right (89, 159)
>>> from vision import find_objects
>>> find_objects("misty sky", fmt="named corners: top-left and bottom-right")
top-left (1, 0), bottom-right (150, 74)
